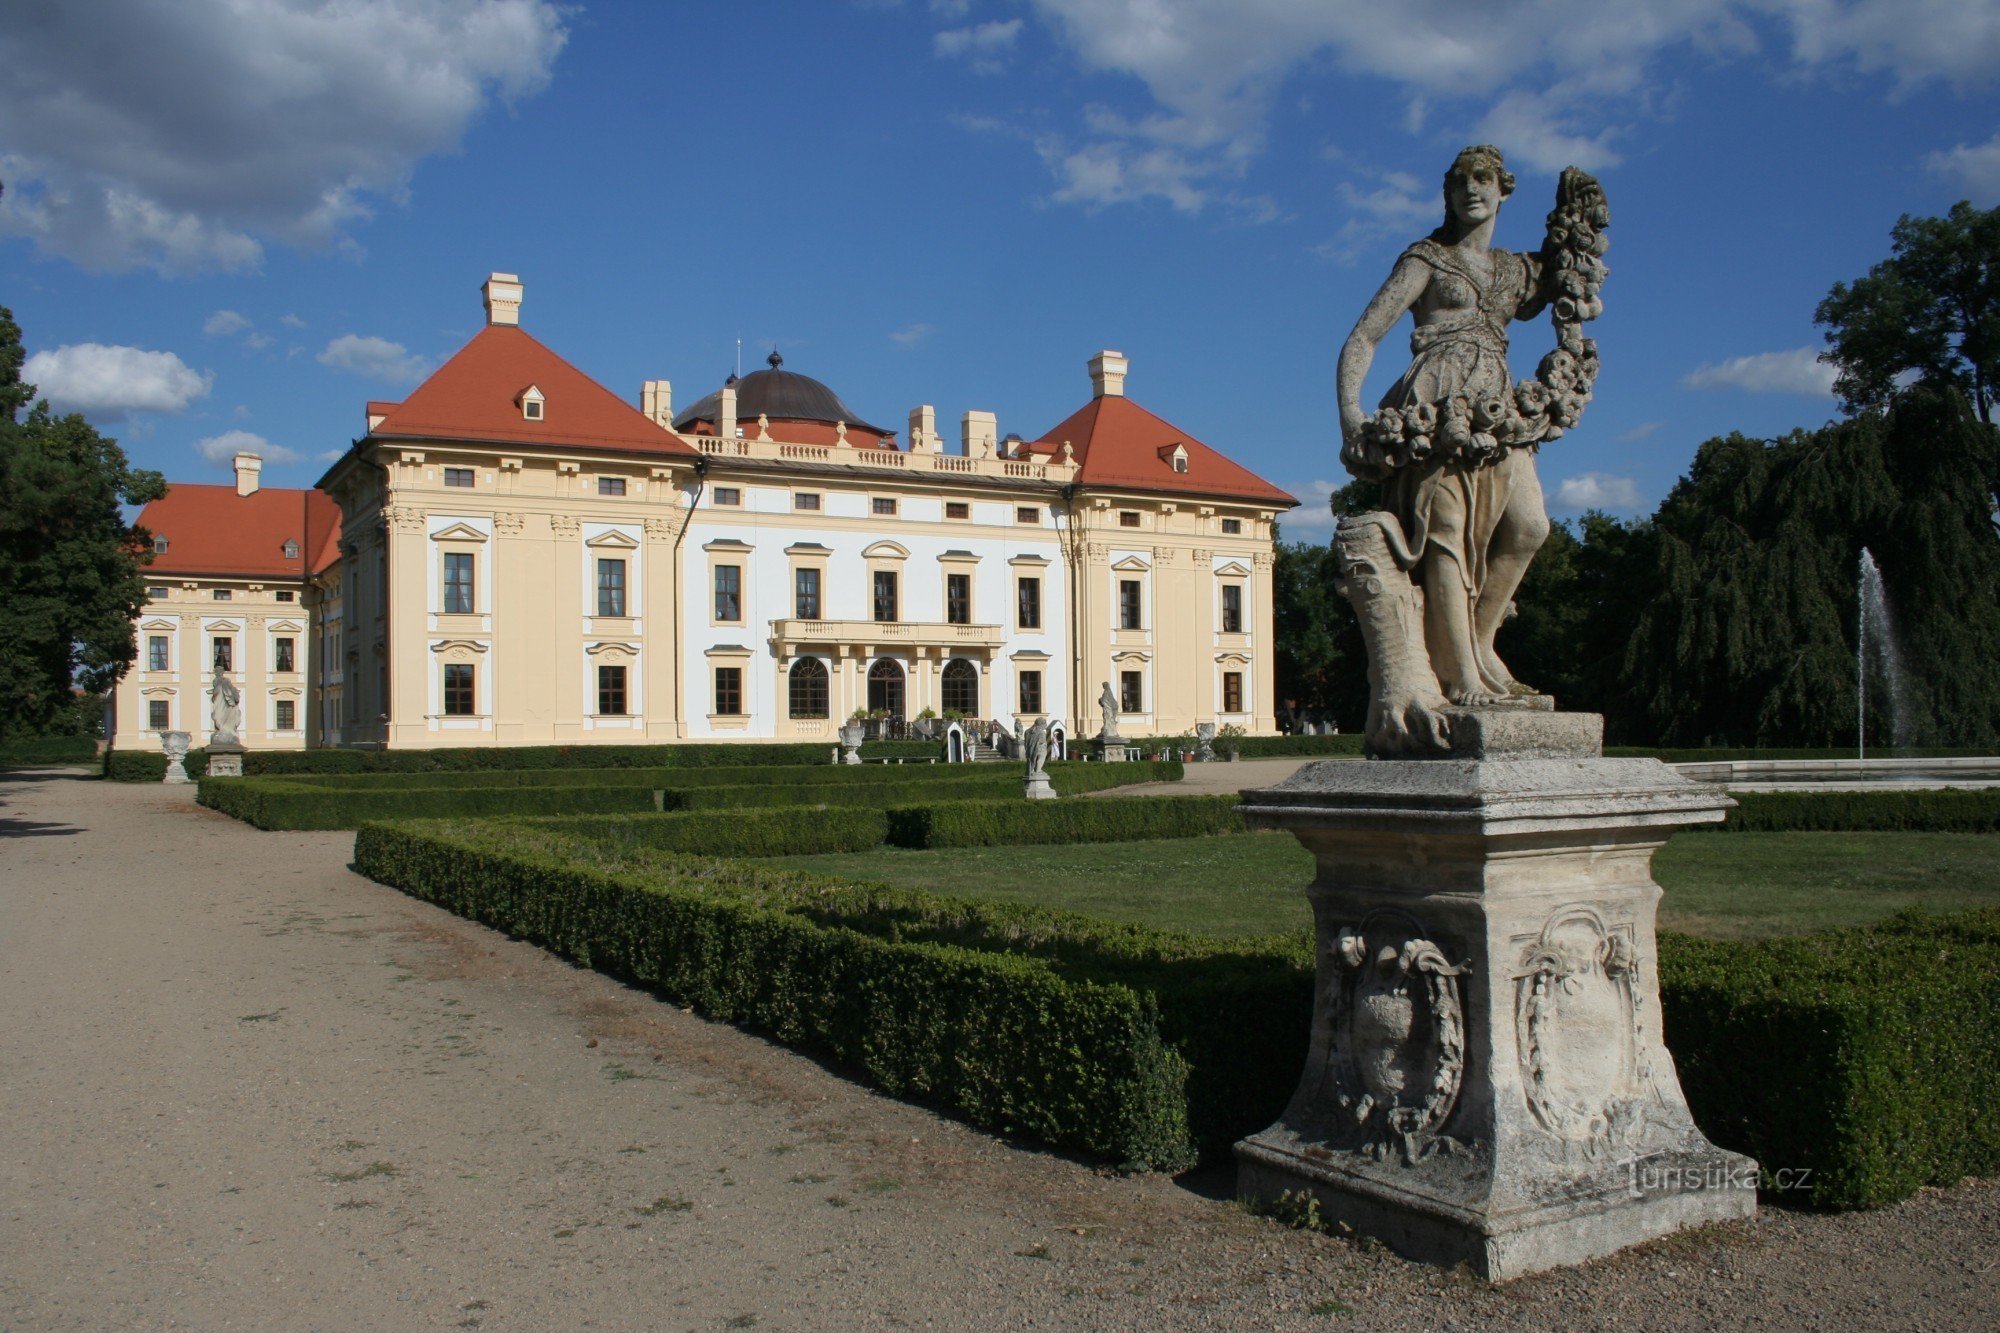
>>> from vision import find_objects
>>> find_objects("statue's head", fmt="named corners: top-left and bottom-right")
top-left (1439, 144), bottom-right (1515, 237)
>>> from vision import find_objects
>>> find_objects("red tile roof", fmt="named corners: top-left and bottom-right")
top-left (138, 484), bottom-right (342, 580)
top-left (1024, 395), bottom-right (1296, 506)
top-left (368, 324), bottom-right (698, 457)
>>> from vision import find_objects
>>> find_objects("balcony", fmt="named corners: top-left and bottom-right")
top-left (769, 618), bottom-right (1005, 652)
top-left (688, 433), bottom-right (1078, 484)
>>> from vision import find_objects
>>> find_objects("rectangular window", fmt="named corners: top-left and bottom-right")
top-left (1017, 577), bottom-right (1041, 629)
top-left (275, 637), bottom-right (295, 673)
top-left (1221, 518), bottom-right (1243, 535)
top-left (713, 565), bottom-right (741, 622)
top-left (1120, 671), bottom-right (1143, 715)
top-left (1223, 671), bottom-right (1244, 714)
top-left (147, 700), bottom-right (169, 730)
top-left (945, 501), bottom-right (969, 520)
top-left (1015, 506), bottom-right (1039, 524)
top-left (597, 664), bottom-right (628, 716)
top-left (873, 570), bottom-right (898, 623)
top-left (946, 572), bottom-right (971, 625)
top-left (443, 551), bottom-right (475, 614)
top-left (1119, 511), bottom-right (1140, 528)
top-left (443, 663), bottom-right (475, 716)
top-left (1018, 670), bottom-right (1043, 715)
top-left (794, 492), bottom-right (821, 511)
top-left (1221, 584), bottom-right (1243, 633)
top-left (147, 636), bottom-right (169, 672)
top-left (598, 476), bottom-right (626, 496)
top-left (713, 665), bottom-right (743, 716)
top-left (147, 585), bottom-right (169, 599)
top-left (1119, 579), bottom-right (1142, 631)
top-left (212, 638), bottom-right (233, 672)
top-left (713, 486), bottom-right (742, 506)
top-left (872, 497), bottom-right (897, 516)
top-left (444, 467), bottom-right (475, 488)
top-left (276, 699), bottom-right (296, 731)
top-left (275, 590), bottom-right (295, 602)
top-left (794, 568), bottom-right (821, 619)
top-left (212, 588), bottom-right (232, 600)
top-left (597, 558), bottom-right (627, 617)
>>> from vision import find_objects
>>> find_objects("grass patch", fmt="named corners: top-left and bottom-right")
top-left (761, 830), bottom-right (2000, 940)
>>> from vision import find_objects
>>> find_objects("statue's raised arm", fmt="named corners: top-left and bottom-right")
top-left (1329, 146), bottom-right (1609, 756)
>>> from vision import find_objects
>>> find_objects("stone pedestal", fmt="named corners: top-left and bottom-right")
top-left (160, 731), bottom-right (193, 785)
top-left (1023, 771), bottom-right (1057, 800)
top-left (1235, 708), bottom-right (1756, 1280)
top-left (1095, 739), bottom-right (1128, 763)
top-left (206, 744), bottom-right (245, 778)
top-left (838, 726), bottom-right (865, 766)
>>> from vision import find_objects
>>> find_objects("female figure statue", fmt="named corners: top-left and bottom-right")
top-left (1338, 146), bottom-right (1604, 709)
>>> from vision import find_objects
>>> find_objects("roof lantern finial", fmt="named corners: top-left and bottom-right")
top-left (767, 349), bottom-right (784, 370)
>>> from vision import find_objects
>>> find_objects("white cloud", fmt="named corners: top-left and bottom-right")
top-left (1683, 347), bottom-right (1837, 397)
top-left (318, 334), bottom-right (432, 384)
top-left (203, 310), bottom-right (251, 337)
top-left (935, 18), bottom-right (1023, 73)
top-left (1618, 420), bottom-right (1665, 441)
top-left (21, 343), bottom-right (212, 419)
top-left (1004, 1), bottom-right (2000, 216)
top-left (0, 0), bottom-right (567, 274)
top-left (194, 429), bottom-right (301, 466)
top-left (1315, 170), bottom-right (1434, 262)
top-left (1277, 479), bottom-right (1344, 536)
top-left (1927, 130), bottom-right (2000, 203)
top-left (890, 322), bottom-right (937, 347)
top-left (1552, 471), bottom-right (1647, 513)
top-left (279, 313), bottom-right (307, 329)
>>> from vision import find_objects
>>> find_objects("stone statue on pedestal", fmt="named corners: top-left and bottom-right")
top-left (1097, 680), bottom-right (1120, 740)
top-left (209, 675), bottom-right (243, 748)
top-left (1021, 718), bottom-right (1055, 800)
top-left (1334, 145), bottom-right (1609, 756)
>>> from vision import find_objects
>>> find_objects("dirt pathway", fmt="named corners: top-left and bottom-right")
top-left (2, 769), bottom-right (1994, 1331)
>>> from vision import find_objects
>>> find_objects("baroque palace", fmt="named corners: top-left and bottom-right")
top-left (111, 274), bottom-right (1295, 754)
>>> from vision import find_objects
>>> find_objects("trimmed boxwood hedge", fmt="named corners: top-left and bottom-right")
top-left (197, 760), bottom-right (1186, 830)
top-left (1658, 909), bottom-right (2000, 1209)
top-left (278, 761), bottom-right (1005, 792)
top-left (1700, 788), bottom-right (2000, 833)
top-left (534, 807), bottom-right (895, 858)
top-left (354, 818), bottom-right (2000, 1203)
top-left (0, 735), bottom-right (99, 766)
top-left (105, 738), bottom-right (947, 780)
top-left (104, 748), bottom-right (208, 781)
top-left (885, 795), bottom-right (1247, 849)
top-left (355, 820), bottom-right (1221, 1169)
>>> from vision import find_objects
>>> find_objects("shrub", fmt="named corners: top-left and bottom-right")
top-left (1607, 745), bottom-right (1988, 762)
top-left (237, 741), bottom-right (838, 776)
top-left (0, 735), bottom-right (98, 766)
top-left (886, 795), bottom-right (1247, 849)
top-left (275, 762), bottom-right (1008, 793)
top-left (532, 807), bottom-right (892, 858)
top-left (1659, 909), bottom-right (2000, 1209)
top-left (104, 748), bottom-right (207, 781)
top-left (1700, 789), bottom-right (2000, 833)
top-left (355, 821), bottom-right (1204, 1169)
top-left (198, 776), bottom-right (669, 829)
top-left (1228, 735), bottom-right (1367, 758)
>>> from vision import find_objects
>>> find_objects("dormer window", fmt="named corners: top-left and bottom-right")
top-left (283, 540), bottom-right (299, 560)
top-left (518, 384), bottom-right (545, 421)
top-left (154, 536), bottom-right (169, 554)
top-left (1159, 442), bottom-right (1190, 474)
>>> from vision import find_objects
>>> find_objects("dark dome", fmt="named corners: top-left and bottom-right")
top-left (673, 350), bottom-right (891, 437)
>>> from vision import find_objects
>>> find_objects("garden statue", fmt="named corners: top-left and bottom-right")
top-left (160, 730), bottom-right (192, 784)
top-left (209, 674), bottom-right (243, 748)
top-left (1021, 717), bottom-right (1055, 799)
top-left (1097, 680), bottom-right (1120, 740)
top-left (1334, 145), bottom-right (1609, 755)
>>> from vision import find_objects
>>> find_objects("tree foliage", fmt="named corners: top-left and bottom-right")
top-left (0, 307), bottom-right (165, 740)
top-left (1816, 201), bottom-right (2000, 424)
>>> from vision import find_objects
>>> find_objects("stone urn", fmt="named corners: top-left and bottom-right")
top-left (837, 723), bottom-right (866, 765)
top-left (160, 730), bottom-right (193, 784)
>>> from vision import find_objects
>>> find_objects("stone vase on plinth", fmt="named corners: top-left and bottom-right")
top-left (160, 731), bottom-right (193, 784)
top-left (1235, 706), bottom-right (1756, 1280)
top-left (837, 724), bottom-right (865, 766)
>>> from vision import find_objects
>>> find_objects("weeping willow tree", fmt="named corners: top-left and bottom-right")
top-left (1623, 389), bottom-right (2000, 746)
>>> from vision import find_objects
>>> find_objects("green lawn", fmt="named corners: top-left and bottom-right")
top-left (757, 830), bottom-right (2000, 940)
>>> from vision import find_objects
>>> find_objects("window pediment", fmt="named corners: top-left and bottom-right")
top-left (1215, 561), bottom-right (1251, 578)
top-left (267, 619), bottom-right (306, 634)
top-left (862, 540), bottom-right (910, 560)
top-left (1111, 555), bottom-right (1151, 572)
top-left (430, 522), bottom-right (488, 543)
top-left (585, 530), bottom-right (640, 549)
top-left (140, 618), bottom-right (176, 632)
top-left (205, 619), bottom-right (243, 633)
top-left (585, 641), bottom-right (637, 659)
top-left (1008, 554), bottom-right (1050, 567)
top-left (703, 538), bottom-right (754, 552)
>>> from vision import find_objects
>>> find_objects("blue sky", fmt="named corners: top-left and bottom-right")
top-left (5, 0), bottom-right (1998, 538)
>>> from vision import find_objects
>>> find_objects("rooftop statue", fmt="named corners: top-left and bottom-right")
top-left (1334, 145), bottom-right (1608, 755)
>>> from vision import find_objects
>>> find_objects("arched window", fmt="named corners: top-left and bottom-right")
top-left (789, 657), bottom-right (829, 719)
top-left (867, 658), bottom-right (905, 718)
top-left (941, 658), bottom-right (979, 716)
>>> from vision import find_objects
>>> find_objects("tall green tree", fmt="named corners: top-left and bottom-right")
top-left (0, 307), bottom-right (166, 740)
top-left (1815, 201), bottom-right (2000, 423)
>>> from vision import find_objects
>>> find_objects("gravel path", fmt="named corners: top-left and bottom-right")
top-left (2, 768), bottom-right (1995, 1331)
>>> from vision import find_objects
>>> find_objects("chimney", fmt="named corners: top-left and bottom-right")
top-left (1089, 349), bottom-right (1128, 398)
top-left (961, 410), bottom-right (997, 458)
top-left (482, 272), bottom-right (524, 326)
top-left (234, 451), bottom-right (262, 497)
top-left (641, 379), bottom-right (673, 427)
top-left (907, 404), bottom-right (937, 453)
top-left (719, 384), bottom-right (739, 440)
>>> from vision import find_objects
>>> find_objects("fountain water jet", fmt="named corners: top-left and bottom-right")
top-left (1857, 548), bottom-right (1913, 760)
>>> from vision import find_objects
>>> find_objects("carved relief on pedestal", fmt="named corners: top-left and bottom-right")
top-left (1316, 908), bottom-right (1469, 1164)
top-left (1513, 905), bottom-right (1648, 1159)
